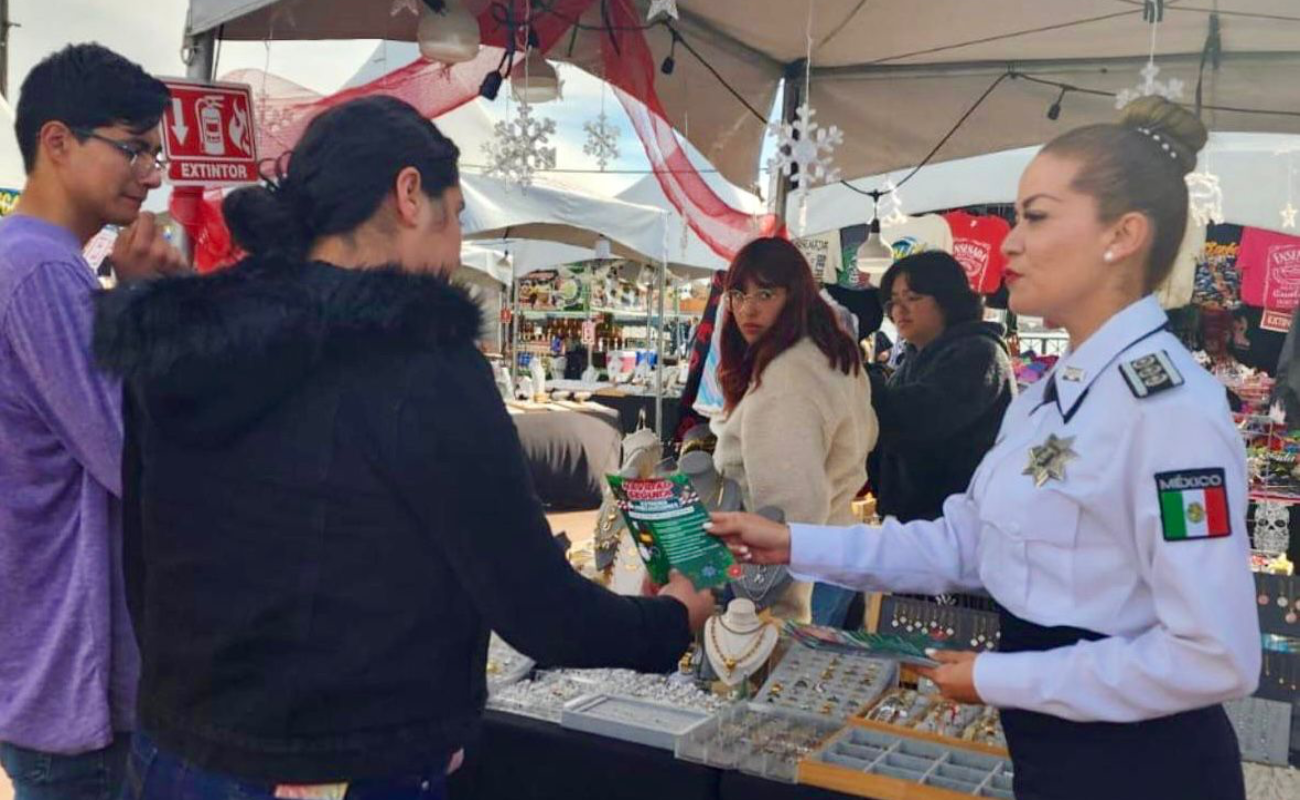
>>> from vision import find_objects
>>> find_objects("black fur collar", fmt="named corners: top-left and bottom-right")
top-left (94, 254), bottom-right (483, 381)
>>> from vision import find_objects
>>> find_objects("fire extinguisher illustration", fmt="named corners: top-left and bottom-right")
top-left (197, 96), bottom-right (226, 156)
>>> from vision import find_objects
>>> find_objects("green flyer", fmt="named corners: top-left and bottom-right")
top-left (606, 474), bottom-right (738, 590)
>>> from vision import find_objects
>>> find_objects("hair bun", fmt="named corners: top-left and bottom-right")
top-left (1118, 96), bottom-right (1208, 176)
top-left (222, 185), bottom-right (308, 257)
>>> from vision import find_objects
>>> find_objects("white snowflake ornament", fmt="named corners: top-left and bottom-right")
top-left (582, 112), bottom-right (620, 172)
top-left (482, 101), bottom-right (557, 188)
top-left (1115, 60), bottom-right (1184, 109)
top-left (1185, 170), bottom-right (1224, 227)
top-left (647, 0), bottom-right (679, 22)
top-left (878, 179), bottom-right (907, 227)
top-left (766, 102), bottom-right (843, 199)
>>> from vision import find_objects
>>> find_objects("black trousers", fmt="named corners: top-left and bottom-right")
top-left (995, 607), bottom-right (1245, 800)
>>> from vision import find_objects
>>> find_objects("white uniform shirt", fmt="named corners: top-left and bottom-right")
top-left (791, 296), bottom-right (1261, 723)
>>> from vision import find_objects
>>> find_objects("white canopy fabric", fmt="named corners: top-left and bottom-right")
top-left (460, 172), bottom-right (671, 266)
top-left (187, 1), bottom-right (1300, 188)
top-left (800, 132), bottom-right (1300, 237)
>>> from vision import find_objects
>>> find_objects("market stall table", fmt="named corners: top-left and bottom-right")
top-left (446, 710), bottom-right (851, 800)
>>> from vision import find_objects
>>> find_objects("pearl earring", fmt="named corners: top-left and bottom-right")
top-left (1103, 250), bottom-right (1115, 264)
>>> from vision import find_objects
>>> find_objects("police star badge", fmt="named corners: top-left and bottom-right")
top-left (1024, 433), bottom-right (1079, 487)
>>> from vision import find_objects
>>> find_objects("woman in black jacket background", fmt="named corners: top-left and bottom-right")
top-left (871, 251), bottom-right (1015, 523)
top-left (94, 96), bottom-right (713, 800)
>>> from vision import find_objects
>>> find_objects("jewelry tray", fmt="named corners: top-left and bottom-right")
top-left (753, 644), bottom-right (898, 720)
top-left (675, 702), bottom-right (843, 783)
top-left (560, 693), bottom-right (714, 751)
top-left (485, 634), bottom-right (535, 695)
top-left (799, 725), bottom-right (1014, 799)
top-left (1224, 696), bottom-right (1293, 766)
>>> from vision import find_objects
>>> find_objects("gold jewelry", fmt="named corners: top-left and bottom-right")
top-left (716, 614), bottom-right (765, 636)
top-left (707, 617), bottom-right (770, 675)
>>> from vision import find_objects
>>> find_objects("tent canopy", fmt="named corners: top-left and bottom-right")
top-left (800, 131), bottom-right (1300, 237)
top-left (460, 172), bottom-right (671, 266)
top-left (187, 1), bottom-right (1300, 187)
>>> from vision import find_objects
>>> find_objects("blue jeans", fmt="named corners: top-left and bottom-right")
top-left (0, 735), bottom-right (131, 800)
top-left (122, 733), bottom-right (448, 800)
top-left (810, 582), bottom-right (857, 628)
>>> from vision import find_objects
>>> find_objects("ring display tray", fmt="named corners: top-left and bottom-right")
top-left (560, 693), bottom-right (714, 751)
top-left (800, 725), bottom-right (1015, 799)
top-left (485, 634), bottom-right (534, 695)
top-left (754, 643), bottom-right (898, 720)
top-left (674, 702), bottom-right (842, 783)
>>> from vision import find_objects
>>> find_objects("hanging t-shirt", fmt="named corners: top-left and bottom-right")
top-left (1192, 224), bottom-right (1244, 309)
top-left (1154, 216), bottom-right (1206, 310)
top-left (793, 230), bottom-right (843, 284)
top-left (1240, 227), bottom-right (1300, 311)
top-left (943, 210), bottom-right (1009, 295)
top-left (882, 214), bottom-right (954, 260)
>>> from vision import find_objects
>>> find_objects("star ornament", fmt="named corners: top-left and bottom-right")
top-left (647, 0), bottom-right (679, 22)
top-left (1282, 202), bottom-right (1298, 229)
top-left (1023, 433), bottom-right (1079, 488)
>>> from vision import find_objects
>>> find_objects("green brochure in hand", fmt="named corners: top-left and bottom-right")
top-left (606, 473), bottom-right (738, 590)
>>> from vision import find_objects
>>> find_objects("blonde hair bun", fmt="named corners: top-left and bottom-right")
top-left (1118, 96), bottom-right (1208, 176)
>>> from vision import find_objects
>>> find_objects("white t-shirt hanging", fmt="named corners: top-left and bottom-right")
top-left (882, 214), bottom-right (954, 259)
top-left (1154, 216), bottom-right (1205, 310)
top-left (793, 230), bottom-right (843, 284)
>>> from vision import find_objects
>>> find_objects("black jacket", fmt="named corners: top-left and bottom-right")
top-left (93, 257), bottom-right (690, 783)
top-left (870, 321), bottom-right (1014, 522)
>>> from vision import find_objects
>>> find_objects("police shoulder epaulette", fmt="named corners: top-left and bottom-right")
top-left (1119, 350), bottom-right (1184, 399)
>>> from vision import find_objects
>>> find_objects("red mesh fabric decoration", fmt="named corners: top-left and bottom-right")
top-left (171, 0), bottom-right (779, 270)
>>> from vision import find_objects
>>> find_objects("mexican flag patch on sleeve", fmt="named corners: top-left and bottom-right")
top-left (1155, 468), bottom-right (1231, 542)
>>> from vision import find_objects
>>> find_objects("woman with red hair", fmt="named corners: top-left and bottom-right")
top-left (713, 237), bottom-right (877, 621)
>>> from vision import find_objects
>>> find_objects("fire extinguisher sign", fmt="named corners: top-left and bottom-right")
top-left (160, 78), bottom-right (260, 187)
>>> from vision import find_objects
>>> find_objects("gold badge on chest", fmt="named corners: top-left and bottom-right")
top-left (1023, 433), bottom-right (1079, 487)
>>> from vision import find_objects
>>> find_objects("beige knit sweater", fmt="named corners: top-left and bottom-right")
top-left (713, 337), bottom-right (877, 622)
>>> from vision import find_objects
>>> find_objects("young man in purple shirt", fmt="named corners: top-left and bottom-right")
top-left (0, 43), bottom-right (186, 800)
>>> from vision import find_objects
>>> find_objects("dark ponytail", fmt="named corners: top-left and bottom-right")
top-left (223, 95), bottom-right (460, 258)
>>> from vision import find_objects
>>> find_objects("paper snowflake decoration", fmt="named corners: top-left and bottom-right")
top-left (766, 102), bottom-right (843, 202)
top-left (582, 112), bottom-right (621, 172)
top-left (1185, 170), bottom-right (1224, 226)
top-left (647, 0), bottom-right (679, 22)
top-left (878, 179), bottom-right (907, 226)
top-left (1115, 61), bottom-right (1185, 109)
top-left (391, 0), bottom-right (420, 15)
top-left (1283, 203), bottom-right (1298, 229)
top-left (482, 101), bottom-right (557, 188)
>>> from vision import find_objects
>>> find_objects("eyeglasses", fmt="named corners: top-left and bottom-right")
top-left (883, 292), bottom-right (929, 317)
top-left (725, 288), bottom-right (784, 311)
top-left (73, 128), bottom-right (169, 176)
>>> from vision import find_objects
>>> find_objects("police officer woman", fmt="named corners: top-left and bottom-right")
top-left (706, 96), bottom-right (1260, 800)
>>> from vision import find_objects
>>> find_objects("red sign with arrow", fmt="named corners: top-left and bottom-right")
top-left (160, 77), bottom-right (259, 187)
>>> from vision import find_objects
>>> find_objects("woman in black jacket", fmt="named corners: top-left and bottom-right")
top-left (94, 96), bottom-right (713, 800)
top-left (871, 251), bottom-right (1015, 522)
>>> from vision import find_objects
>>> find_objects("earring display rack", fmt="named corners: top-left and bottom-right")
top-left (875, 595), bottom-right (1001, 653)
top-left (1222, 696), bottom-right (1293, 767)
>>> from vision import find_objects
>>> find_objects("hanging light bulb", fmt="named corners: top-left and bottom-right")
top-left (855, 194), bottom-right (894, 286)
top-left (510, 48), bottom-right (562, 104)
top-left (417, 0), bottom-right (481, 64)
top-left (593, 235), bottom-right (613, 261)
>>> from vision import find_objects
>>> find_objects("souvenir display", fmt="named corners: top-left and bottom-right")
top-left (753, 643), bottom-right (897, 719)
top-left (675, 702), bottom-right (842, 783)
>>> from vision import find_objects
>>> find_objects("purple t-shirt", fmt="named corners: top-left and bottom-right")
top-left (0, 215), bottom-right (137, 753)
